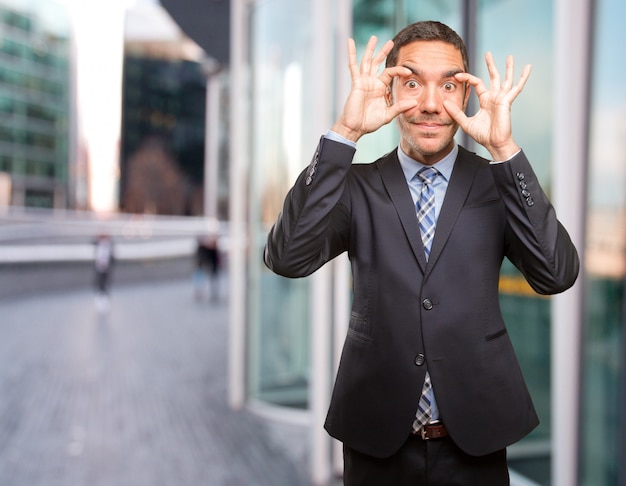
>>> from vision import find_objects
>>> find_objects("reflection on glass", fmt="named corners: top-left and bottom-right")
top-left (580, 0), bottom-right (626, 484)
top-left (247, 0), bottom-right (316, 408)
top-left (475, 2), bottom-right (555, 483)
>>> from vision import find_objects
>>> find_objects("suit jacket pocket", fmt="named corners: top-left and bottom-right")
top-left (485, 328), bottom-right (508, 341)
top-left (347, 311), bottom-right (373, 344)
top-left (464, 197), bottom-right (501, 209)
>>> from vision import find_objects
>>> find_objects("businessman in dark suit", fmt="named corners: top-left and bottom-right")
top-left (264, 21), bottom-right (579, 485)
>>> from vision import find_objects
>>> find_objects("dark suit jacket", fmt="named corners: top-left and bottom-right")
top-left (264, 137), bottom-right (579, 458)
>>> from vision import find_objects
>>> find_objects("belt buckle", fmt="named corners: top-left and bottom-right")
top-left (420, 420), bottom-right (441, 440)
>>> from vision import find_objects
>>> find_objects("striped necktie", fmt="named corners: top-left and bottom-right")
top-left (416, 167), bottom-right (439, 260)
top-left (413, 373), bottom-right (433, 432)
top-left (413, 167), bottom-right (439, 431)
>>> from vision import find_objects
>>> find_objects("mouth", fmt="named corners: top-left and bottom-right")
top-left (415, 122), bottom-right (444, 130)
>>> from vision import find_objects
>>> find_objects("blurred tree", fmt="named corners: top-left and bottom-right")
top-left (122, 137), bottom-right (190, 215)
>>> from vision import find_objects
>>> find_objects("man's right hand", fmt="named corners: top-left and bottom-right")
top-left (331, 36), bottom-right (418, 143)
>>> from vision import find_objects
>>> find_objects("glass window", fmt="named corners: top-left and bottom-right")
top-left (476, 2), bottom-right (555, 482)
top-left (0, 0), bottom-right (71, 199)
top-left (579, 0), bottom-right (626, 484)
top-left (247, 0), bottom-right (320, 408)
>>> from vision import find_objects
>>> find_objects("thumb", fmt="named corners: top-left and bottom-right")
top-left (389, 99), bottom-right (418, 119)
top-left (443, 100), bottom-right (468, 128)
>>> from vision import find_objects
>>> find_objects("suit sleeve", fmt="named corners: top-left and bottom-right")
top-left (491, 150), bottom-right (579, 294)
top-left (264, 137), bottom-right (356, 278)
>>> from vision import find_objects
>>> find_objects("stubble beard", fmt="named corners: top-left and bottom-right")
top-left (397, 116), bottom-right (459, 163)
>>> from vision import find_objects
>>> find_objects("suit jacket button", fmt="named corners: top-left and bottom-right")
top-left (516, 171), bottom-right (525, 180)
top-left (414, 354), bottom-right (425, 366)
top-left (526, 196), bottom-right (535, 206)
top-left (422, 298), bottom-right (433, 310)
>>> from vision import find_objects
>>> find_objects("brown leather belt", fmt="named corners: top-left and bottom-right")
top-left (412, 422), bottom-right (449, 440)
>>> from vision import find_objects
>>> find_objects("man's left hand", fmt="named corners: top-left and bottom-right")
top-left (443, 52), bottom-right (531, 161)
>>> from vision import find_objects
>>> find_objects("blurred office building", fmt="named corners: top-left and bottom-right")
top-left (208, 0), bottom-right (626, 485)
top-left (122, 1), bottom-right (228, 217)
top-left (0, 0), bottom-right (71, 209)
top-left (0, 0), bottom-right (227, 217)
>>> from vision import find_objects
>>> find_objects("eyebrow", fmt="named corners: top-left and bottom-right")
top-left (401, 64), bottom-right (465, 78)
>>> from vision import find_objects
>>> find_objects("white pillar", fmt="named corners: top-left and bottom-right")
top-left (228, 0), bottom-right (249, 410)
top-left (551, 0), bottom-right (591, 484)
top-left (204, 65), bottom-right (221, 220)
top-left (331, 0), bottom-right (353, 479)
top-left (309, 0), bottom-right (335, 483)
top-left (69, 1), bottom-right (127, 213)
top-left (311, 265), bottom-right (333, 485)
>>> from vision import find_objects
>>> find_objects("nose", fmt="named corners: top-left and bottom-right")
top-left (418, 85), bottom-right (441, 114)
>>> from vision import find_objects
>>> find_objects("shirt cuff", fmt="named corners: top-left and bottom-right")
top-left (325, 130), bottom-right (357, 149)
top-left (490, 149), bottom-right (522, 164)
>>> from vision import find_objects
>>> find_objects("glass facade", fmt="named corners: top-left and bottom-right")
top-left (0, 0), bottom-right (70, 208)
top-left (242, 0), bottom-right (625, 483)
top-left (579, 0), bottom-right (626, 483)
top-left (247, 0), bottom-right (319, 407)
top-left (476, 2), bottom-right (555, 482)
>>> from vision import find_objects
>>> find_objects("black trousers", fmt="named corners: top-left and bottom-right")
top-left (95, 270), bottom-right (111, 294)
top-left (343, 434), bottom-right (509, 486)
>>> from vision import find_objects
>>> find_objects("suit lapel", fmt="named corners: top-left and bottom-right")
top-left (378, 150), bottom-right (428, 271)
top-left (378, 146), bottom-right (481, 275)
top-left (426, 146), bottom-right (479, 274)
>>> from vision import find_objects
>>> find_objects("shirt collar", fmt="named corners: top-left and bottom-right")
top-left (397, 143), bottom-right (457, 184)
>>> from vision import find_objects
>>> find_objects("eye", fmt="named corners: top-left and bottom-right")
top-left (404, 79), bottom-right (419, 89)
top-left (442, 82), bottom-right (456, 92)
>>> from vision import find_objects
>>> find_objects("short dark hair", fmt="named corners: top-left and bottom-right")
top-left (385, 21), bottom-right (469, 73)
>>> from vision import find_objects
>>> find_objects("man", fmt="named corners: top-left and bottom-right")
top-left (93, 233), bottom-right (114, 312)
top-left (264, 21), bottom-right (579, 485)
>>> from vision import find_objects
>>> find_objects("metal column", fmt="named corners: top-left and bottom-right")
top-left (551, 0), bottom-right (593, 484)
top-left (228, 0), bottom-right (249, 410)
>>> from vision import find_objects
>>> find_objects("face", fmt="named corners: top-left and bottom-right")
top-left (387, 40), bottom-right (469, 165)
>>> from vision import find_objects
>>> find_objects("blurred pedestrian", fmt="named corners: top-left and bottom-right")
top-left (93, 233), bottom-right (114, 312)
top-left (193, 234), bottom-right (220, 301)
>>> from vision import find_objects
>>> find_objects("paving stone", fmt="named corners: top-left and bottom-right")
top-left (0, 274), bottom-right (330, 486)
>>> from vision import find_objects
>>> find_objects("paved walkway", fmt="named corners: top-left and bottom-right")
top-left (0, 274), bottom-right (321, 486)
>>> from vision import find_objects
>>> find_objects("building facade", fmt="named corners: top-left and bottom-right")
top-left (230, 0), bottom-right (625, 484)
top-left (0, 0), bottom-right (70, 208)
top-left (120, 55), bottom-right (207, 216)
top-left (122, 1), bottom-right (229, 219)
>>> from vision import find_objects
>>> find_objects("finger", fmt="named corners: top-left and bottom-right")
top-left (507, 63), bottom-right (532, 102)
top-left (518, 64), bottom-right (532, 89)
top-left (370, 39), bottom-right (394, 75)
top-left (379, 65), bottom-right (413, 87)
top-left (455, 72), bottom-right (488, 98)
top-left (442, 99), bottom-right (469, 127)
top-left (503, 55), bottom-right (514, 91)
top-left (360, 35), bottom-right (378, 75)
top-left (388, 99), bottom-right (418, 118)
top-left (485, 51), bottom-right (501, 90)
top-left (347, 38), bottom-right (359, 81)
